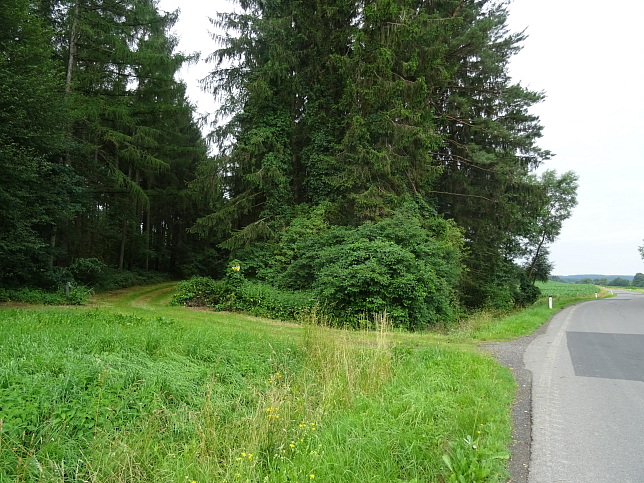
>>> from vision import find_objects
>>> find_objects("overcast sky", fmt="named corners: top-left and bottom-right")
top-left (158, 0), bottom-right (644, 276)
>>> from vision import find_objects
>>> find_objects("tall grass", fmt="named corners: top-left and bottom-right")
top-left (464, 282), bottom-right (609, 341)
top-left (0, 291), bottom-right (514, 482)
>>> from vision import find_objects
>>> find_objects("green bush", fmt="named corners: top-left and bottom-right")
top-left (235, 281), bottom-right (317, 320)
top-left (175, 207), bottom-right (465, 329)
top-left (512, 273), bottom-right (541, 307)
top-left (0, 285), bottom-right (90, 305)
top-left (313, 238), bottom-right (451, 329)
top-left (271, 209), bottom-right (463, 329)
top-left (69, 257), bottom-right (107, 286)
top-left (171, 276), bottom-right (227, 307)
top-left (172, 275), bottom-right (317, 322)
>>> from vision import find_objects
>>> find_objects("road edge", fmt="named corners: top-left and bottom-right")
top-left (481, 321), bottom-right (549, 482)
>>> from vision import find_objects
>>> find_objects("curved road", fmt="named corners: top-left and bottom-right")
top-left (525, 291), bottom-right (644, 482)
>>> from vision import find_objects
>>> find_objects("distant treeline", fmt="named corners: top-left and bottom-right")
top-left (550, 274), bottom-right (644, 287)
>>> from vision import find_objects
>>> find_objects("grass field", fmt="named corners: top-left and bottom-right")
top-left (0, 281), bottom-right (606, 482)
top-left (1, 283), bottom-right (517, 482)
top-left (535, 281), bottom-right (600, 297)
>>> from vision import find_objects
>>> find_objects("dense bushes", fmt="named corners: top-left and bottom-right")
top-left (0, 258), bottom-right (171, 306)
top-left (0, 286), bottom-right (90, 305)
top-left (274, 209), bottom-right (462, 329)
top-left (175, 208), bottom-right (465, 330)
top-left (171, 273), bottom-right (316, 322)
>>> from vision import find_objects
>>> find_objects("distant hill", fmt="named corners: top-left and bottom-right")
top-left (552, 274), bottom-right (634, 283)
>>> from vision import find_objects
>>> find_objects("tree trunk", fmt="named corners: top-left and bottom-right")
top-left (64, 0), bottom-right (80, 166)
top-left (118, 218), bottom-right (127, 270)
top-left (48, 224), bottom-right (57, 269)
top-left (527, 231), bottom-right (548, 281)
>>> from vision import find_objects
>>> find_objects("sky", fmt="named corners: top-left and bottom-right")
top-left (158, 0), bottom-right (644, 276)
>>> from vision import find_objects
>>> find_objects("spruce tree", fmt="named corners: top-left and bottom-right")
top-left (58, 0), bottom-right (207, 271)
top-left (196, 0), bottom-right (574, 316)
top-left (431, 0), bottom-right (554, 307)
top-left (0, 0), bottom-right (81, 287)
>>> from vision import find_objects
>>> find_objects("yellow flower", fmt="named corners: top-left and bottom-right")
top-left (309, 475), bottom-right (315, 479)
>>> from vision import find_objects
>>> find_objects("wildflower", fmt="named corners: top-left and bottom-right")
top-left (265, 407), bottom-right (280, 419)
top-left (310, 475), bottom-right (315, 479)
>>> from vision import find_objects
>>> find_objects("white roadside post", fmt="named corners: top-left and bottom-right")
top-left (548, 295), bottom-right (553, 309)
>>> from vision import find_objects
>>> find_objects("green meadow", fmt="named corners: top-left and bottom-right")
top-left (0, 282), bottom-right (603, 482)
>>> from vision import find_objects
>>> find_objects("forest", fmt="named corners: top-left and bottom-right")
top-left (0, 0), bottom-right (578, 328)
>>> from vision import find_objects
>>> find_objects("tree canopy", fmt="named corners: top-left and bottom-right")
top-left (1, 0), bottom-right (211, 288)
top-left (192, 0), bottom-right (577, 320)
top-left (1, 0), bottom-right (579, 326)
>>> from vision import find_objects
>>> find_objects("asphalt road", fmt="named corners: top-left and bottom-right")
top-left (525, 291), bottom-right (644, 482)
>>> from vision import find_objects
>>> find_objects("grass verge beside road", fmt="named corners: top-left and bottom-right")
top-left (466, 282), bottom-right (610, 341)
top-left (0, 282), bottom-right (606, 482)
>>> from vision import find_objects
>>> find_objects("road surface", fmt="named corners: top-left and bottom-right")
top-left (525, 290), bottom-right (644, 482)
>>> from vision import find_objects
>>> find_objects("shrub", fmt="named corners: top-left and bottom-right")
top-left (175, 207), bottom-right (465, 329)
top-left (271, 210), bottom-right (463, 330)
top-left (513, 274), bottom-right (541, 307)
top-left (69, 257), bottom-right (107, 286)
top-left (171, 276), bottom-right (227, 307)
top-left (0, 285), bottom-right (90, 305)
top-left (235, 281), bottom-right (317, 320)
top-left (313, 238), bottom-right (452, 329)
top-left (171, 275), bottom-right (317, 322)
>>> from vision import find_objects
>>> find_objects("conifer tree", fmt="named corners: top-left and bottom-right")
top-left (196, 0), bottom-right (574, 314)
top-left (0, 0), bottom-right (80, 286)
top-left (58, 0), bottom-right (207, 271)
top-left (431, 0), bottom-right (553, 307)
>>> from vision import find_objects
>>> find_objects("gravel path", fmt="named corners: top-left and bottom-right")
top-left (481, 320), bottom-right (550, 483)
